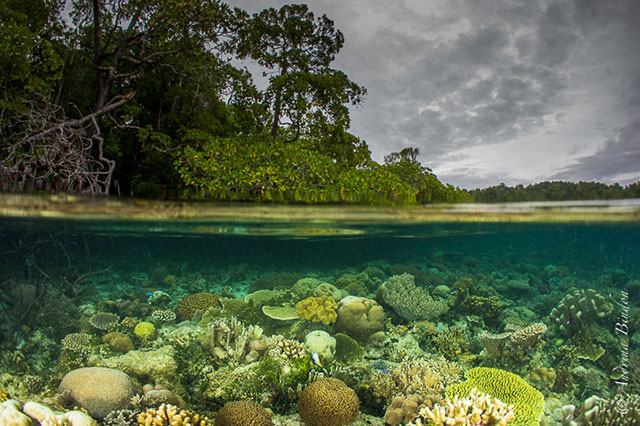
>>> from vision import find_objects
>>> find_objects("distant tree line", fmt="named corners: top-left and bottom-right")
top-left (468, 181), bottom-right (640, 202)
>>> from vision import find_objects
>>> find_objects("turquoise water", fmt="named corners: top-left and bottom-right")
top-left (0, 194), bottom-right (638, 425)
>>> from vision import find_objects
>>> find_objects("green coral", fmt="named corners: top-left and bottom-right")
top-left (446, 367), bottom-right (544, 426)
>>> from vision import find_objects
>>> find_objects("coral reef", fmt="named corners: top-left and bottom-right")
top-left (198, 316), bottom-right (268, 365)
top-left (549, 289), bottom-right (613, 337)
top-left (296, 296), bottom-right (338, 325)
top-left (137, 404), bottom-right (209, 426)
top-left (214, 401), bottom-right (273, 426)
top-left (89, 313), bottom-right (120, 331)
top-left (446, 367), bottom-right (544, 426)
top-left (377, 273), bottom-right (448, 321)
top-left (407, 388), bottom-right (515, 426)
top-left (58, 367), bottom-right (138, 419)
top-left (175, 293), bottom-right (222, 322)
top-left (333, 296), bottom-right (385, 342)
top-left (384, 394), bottom-right (433, 425)
top-left (297, 378), bottom-right (359, 426)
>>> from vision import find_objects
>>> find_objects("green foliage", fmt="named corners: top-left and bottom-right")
top-left (235, 4), bottom-right (366, 140)
top-left (469, 181), bottom-right (640, 202)
top-left (175, 134), bottom-right (417, 204)
top-left (383, 147), bottom-right (469, 203)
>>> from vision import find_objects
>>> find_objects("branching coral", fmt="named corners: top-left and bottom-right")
top-left (550, 289), bottom-right (613, 337)
top-left (446, 368), bottom-right (544, 426)
top-left (407, 388), bottom-right (516, 426)
top-left (377, 273), bottom-right (448, 321)
top-left (137, 404), bottom-right (210, 426)
top-left (201, 316), bottom-right (267, 365)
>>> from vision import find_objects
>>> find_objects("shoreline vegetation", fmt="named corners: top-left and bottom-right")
top-left (0, 0), bottom-right (638, 204)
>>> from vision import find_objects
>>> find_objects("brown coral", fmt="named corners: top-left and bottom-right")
top-left (297, 378), bottom-right (359, 426)
top-left (175, 293), bottom-right (221, 322)
top-left (138, 403), bottom-right (210, 426)
top-left (214, 401), bottom-right (273, 426)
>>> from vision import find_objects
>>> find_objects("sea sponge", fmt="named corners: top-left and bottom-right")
top-left (297, 378), bottom-right (359, 426)
top-left (214, 401), bottom-right (273, 426)
top-left (175, 293), bottom-right (222, 322)
top-left (296, 296), bottom-right (338, 325)
top-left (58, 367), bottom-right (138, 419)
top-left (446, 367), bottom-right (544, 426)
top-left (133, 322), bottom-right (156, 340)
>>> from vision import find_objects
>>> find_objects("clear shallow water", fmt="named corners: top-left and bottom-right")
top-left (0, 194), bottom-right (638, 425)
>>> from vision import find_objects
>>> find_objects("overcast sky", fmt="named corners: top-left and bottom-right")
top-left (226, 0), bottom-right (640, 189)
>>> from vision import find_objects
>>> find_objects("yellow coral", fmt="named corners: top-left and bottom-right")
top-left (446, 368), bottom-right (544, 426)
top-left (296, 296), bottom-right (338, 325)
top-left (133, 321), bottom-right (156, 340)
top-left (137, 403), bottom-right (210, 426)
top-left (0, 388), bottom-right (9, 402)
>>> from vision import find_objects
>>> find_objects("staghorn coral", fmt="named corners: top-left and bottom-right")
top-left (214, 401), bottom-right (273, 426)
top-left (137, 404), bottom-right (209, 426)
top-left (297, 378), bottom-right (359, 426)
top-left (446, 367), bottom-right (544, 426)
top-left (407, 388), bottom-right (515, 426)
top-left (377, 273), bottom-right (448, 321)
top-left (175, 293), bottom-right (221, 322)
top-left (296, 296), bottom-right (338, 325)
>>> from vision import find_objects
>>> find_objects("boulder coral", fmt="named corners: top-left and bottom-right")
top-left (297, 378), bottom-right (359, 426)
top-left (58, 367), bottom-right (138, 419)
top-left (333, 296), bottom-right (385, 342)
top-left (214, 401), bottom-right (273, 426)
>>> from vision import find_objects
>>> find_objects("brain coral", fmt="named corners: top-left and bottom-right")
top-left (296, 296), bottom-right (338, 325)
top-left (58, 367), bottom-right (138, 419)
top-left (297, 378), bottom-right (359, 426)
top-left (446, 367), bottom-right (544, 426)
top-left (176, 293), bottom-right (221, 321)
top-left (214, 401), bottom-right (273, 426)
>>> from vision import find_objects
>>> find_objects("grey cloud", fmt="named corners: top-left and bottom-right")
top-left (551, 120), bottom-right (640, 184)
